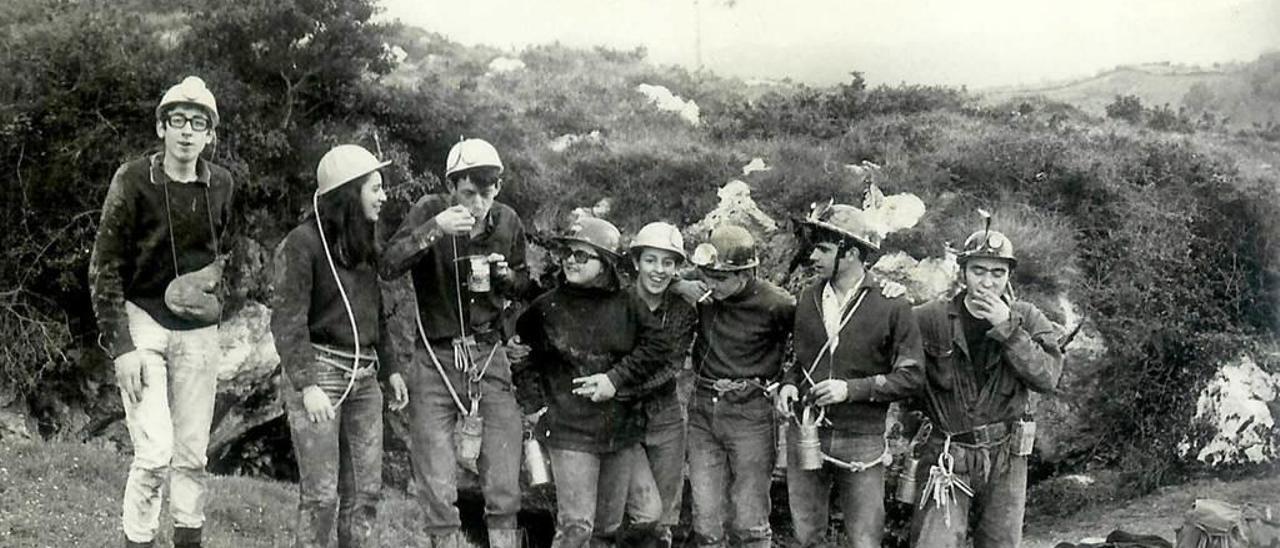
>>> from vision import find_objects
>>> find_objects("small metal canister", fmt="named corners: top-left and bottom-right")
top-left (895, 456), bottom-right (921, 504)
top-left (456, 413), bottom-right (485, 473)
top-left (1012, 419), bottom-right (1036, 457)
top-left (523, 436), bottom-right (552, 486)
top-left (796, 423), bottom-right (823, 471)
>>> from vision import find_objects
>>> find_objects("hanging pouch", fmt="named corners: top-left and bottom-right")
top-left (165, 256), bottom-right (225, 323)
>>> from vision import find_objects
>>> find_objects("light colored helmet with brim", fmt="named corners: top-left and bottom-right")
top-left (156, 76), bottom-right (219, 127)
top-left (629, 222), bottom-right (687, 262)
top-left (316, 144), bottom-right (391, 196)
top-left (446, 138), bottom-right (504, 178)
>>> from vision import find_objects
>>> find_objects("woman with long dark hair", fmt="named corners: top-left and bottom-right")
top-left (271, 144), bottom-right (409, 548)
top-left (515, 217), bottom-right (668, 547)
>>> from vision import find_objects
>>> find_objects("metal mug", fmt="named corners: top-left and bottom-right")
top-left (523, 436), bottom-right (552, 486)
top-left (895, 456), bottom-right (921, 504)
top-left (468, 255), bottom-right (491, 293)
top-left (796, 423), bottom-right (823, 471)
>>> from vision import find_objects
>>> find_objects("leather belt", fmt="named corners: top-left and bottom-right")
top-left (936, 421), bottom-right (1012, 446)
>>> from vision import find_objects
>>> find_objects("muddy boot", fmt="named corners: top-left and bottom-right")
top-left (124, 540), bottom-right (153, 548)
top-left (489, 528), bottom-right (522, 548)
top-left (173, 527), bottom-right (202, 548)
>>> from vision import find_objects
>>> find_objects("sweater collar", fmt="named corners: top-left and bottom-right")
top-left (149, 152), bottom-right (211, 186)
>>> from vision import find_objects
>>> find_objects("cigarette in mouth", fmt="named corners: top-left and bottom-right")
top-left (697, 289), bottom-right (713, 303)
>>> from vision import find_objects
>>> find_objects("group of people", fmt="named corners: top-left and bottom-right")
top-left (90, 76), bottom-right (1064, 548)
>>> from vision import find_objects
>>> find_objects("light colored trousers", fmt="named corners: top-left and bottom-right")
top-left (119, 302), bottom-right (220, 543)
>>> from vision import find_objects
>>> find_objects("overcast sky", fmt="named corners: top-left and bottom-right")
top-left (379, 0), bottom-right (1280, 88)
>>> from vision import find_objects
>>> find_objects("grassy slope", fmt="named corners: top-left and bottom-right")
top-left (0, 440), bottom-right (459, 548)
top-left (4, 440), bottom-right (1278, 547)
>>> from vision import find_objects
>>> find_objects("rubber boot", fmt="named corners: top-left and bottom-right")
top-left (124, 540), bottom-right (153, 548)
top-left (489, 528), bottom-right (522, 548)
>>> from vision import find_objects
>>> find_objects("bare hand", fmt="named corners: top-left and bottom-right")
top-left (302, 385), bottom-right (336, 423)
top-left (387, 373), bottom-right (409, 411)
top-left (435, 205), bottom-right (476, 236)
top-left (506, 336), bottom-right (532, 363)
top-left (488, 253), bottom-right (512, 281)
top-left (114, 349), bottom-right (161, 404)
top-left (572, 374), bottom-right (617, 402)
top-left (968, 287), bottom-right (1011, 325)
top-left (775, 384), bottom-right (799, 418)
top-left (810, 379), bottom-right (850, 406)
top-left (670, 279), bottom-right (709, 305)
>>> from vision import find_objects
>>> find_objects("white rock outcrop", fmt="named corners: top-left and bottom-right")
top-left (1182, 355), bottom-right (1280, 465)
top-left (635, 84), bottom-right (701, 125)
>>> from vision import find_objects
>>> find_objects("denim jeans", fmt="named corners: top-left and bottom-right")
top-left (405, 340), bottom-right (522, 535)
top-left (685, 389), bottom-right (775, 547)
top-left (627, 390), bottom-right (686, 533)
top-left (283, 369), bottom-right (383, 548)
top-left (549, 445), bottom-right (649, 547)
top-left (909, 440), bottom-right (1028, 548)
top-left (119, 302), bottom-right (220, 544)
top-left (786, 428), bottom-right (887, 548)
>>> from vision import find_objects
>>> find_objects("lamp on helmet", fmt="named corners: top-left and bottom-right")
top-left (690, 224), bottom-right (758, 272)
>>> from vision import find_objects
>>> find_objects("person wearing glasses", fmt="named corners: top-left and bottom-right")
top-left (909, 223), bottom-right (1062, 548)
top-left (89, 76), bottom-right (236, 548)
top-left (380, 138), bottom-right (531, 548)
top-left (271, 145), bottom-right (409, 548)
top-left (514, 218), bottom-right (670, 548)
top-left (685, 224), bottom-right (795, 548)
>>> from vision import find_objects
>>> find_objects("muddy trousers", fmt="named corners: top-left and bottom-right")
top-left (119, 302), bottom-right (219, 545)
top-left (685, 390), bottom-right (774, 548)
top-left (909, 440), bottom-right (1027, 548)
top-left (405, 340), bottom-right (522, 539)
top-left (785, 429), bottom-right (887, 548)
top-left (626, 390), bottom-right (686, 542)
top-left (283, 369), bottom-right (383, 548)
top-left (550, 445), bottom-right (654, 548)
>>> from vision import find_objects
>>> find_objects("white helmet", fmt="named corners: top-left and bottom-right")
top-left (629, 222), bottom-right (687, 262)
top-left (316, 144), bottom-right (391, 196)
top-left (445, 138), bottom-right (503, 178)
top-left (156, 76), bottom-right (219, 127)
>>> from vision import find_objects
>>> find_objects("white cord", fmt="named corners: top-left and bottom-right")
top-left (313, 191), bottom-right (360, 408)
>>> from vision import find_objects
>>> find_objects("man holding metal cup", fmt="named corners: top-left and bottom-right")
top-left (774, 201), bottom-right (925, 548)
top-left (380, 138), bottom-right (530, 548)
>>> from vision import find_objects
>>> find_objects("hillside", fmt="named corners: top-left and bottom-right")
top-left (2, 4), bottom-right (1280, 544)
top-left (979, 56), bottom-right (1280, 128)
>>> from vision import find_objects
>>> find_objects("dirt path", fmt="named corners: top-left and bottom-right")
top-left (1023, 474), bottom-right (1280, 547)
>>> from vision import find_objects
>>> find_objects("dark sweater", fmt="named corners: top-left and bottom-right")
top-left (380, 194), bottom-right (531, 351)
top-left (691, 278), bottom-right (795, 382)
top-left (270, 220), bottom-right (399, 390)
top-left (515, 283), bottom-right (670, 453)
top-left (785, 275), bottom-right (924, 434)
top-left (89, 153), bottom-right (236, 358)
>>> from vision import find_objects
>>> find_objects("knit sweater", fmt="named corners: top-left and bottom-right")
top-left (89, 152), bottom-right (236, 359)
top-left (515, 283), bottom-right (670, 453)
top-left (691, 278), bottom-right (795, 382)
top-left (270, 220), bottom-right (400, 390)
top-left (785, 275), bottom-right (924, 434)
